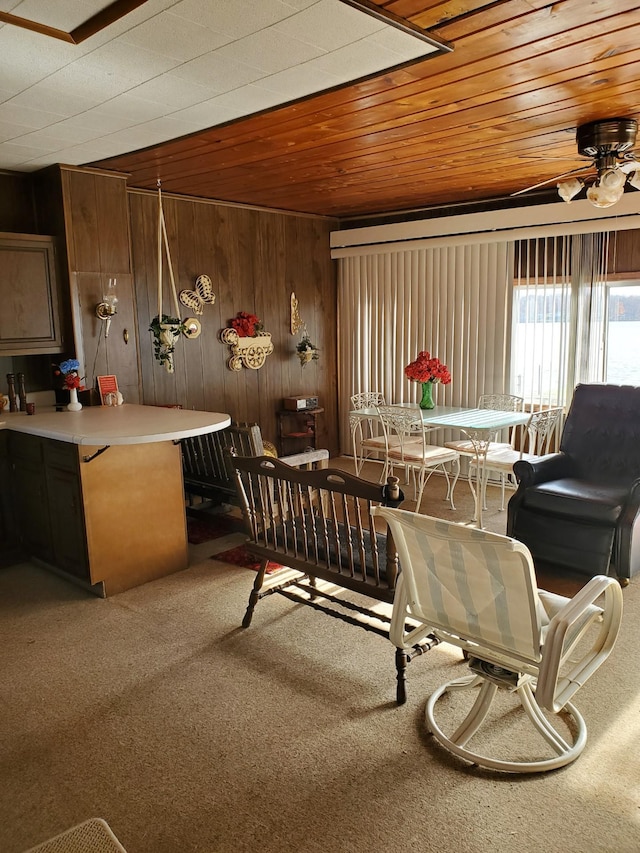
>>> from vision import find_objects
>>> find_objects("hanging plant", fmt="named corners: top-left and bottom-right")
top-left (150, 314), bottom-right (186, 373)
top-left (296, 333), bottom-right (320, 366)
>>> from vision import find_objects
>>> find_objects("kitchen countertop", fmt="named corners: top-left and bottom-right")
top-left (0, 403), bottom-right (230, 445)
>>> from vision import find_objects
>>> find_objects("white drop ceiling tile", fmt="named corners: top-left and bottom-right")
top-left (94, 92), bottom-right (186, 123)
top-left (6, 85), bottom-right (97, 117)
top-left (134, 114), bottom-right (208, 138)
top-left (281, 0), bottom-right (319, 9)
top-left (127, 73), bottom-right (219, 108)
top-left (274, 0), bottom-right (383, 51)
top-left (87, 125), bottom-right (161, 153)
top-left (0, 102), bottom-right (66, 130)
top-left (0, 23), bottom-right (79, 80)
top-left (213, 29), bottom-right (325, 75)
top-left (168, 99), bottom-right (241, 126)
top-left (42, 66), bottom-right (136, 103)
top-left (203, 85), bottom-right (284, 117)
top-left (6, 0), bottom-right (105, 30)
top-left (311, 38), bottom-right (413, 77)
top-left (0, 144), bottom-right (51, 167)
top-left (171, 51), bottom-right (264, 91)
top-left (14, 123), bottom-right (104, 147)
top-left (257, 63), bottom-right (342, 97)
top-left (171, 0), bottom-right (299, 39)
top-left (63, 41), bottom-right (181, 89)
top-left (54, 110), bottom-right (136, 135)
top-left (364, 28), bottom-right (438, 60)
top-left (117, 11), bottom-right (230, 61)
top-left (0, 119), bottom-right (31, 143)
top-left (2, 141), bottom-right (51, 156)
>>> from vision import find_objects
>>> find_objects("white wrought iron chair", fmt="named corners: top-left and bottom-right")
top-left (349, 391), bottom-right (387, 477)
top-left (443, 393), bottom-right (525, 512)
top-left (444, 393), bottom-right (524, 456)
top-left (370, 506), bottom-right (623, 773)
top-left (468, 406), bottom-right (564, 510)
top-left (377, 405), bottom-right (460, 512)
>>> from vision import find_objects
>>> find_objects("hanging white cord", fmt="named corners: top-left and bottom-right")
top-left (157, 181), bottom-right (181, 319)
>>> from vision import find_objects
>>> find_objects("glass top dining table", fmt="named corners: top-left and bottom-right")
top-left (350, 404), bottom-right (531, 528)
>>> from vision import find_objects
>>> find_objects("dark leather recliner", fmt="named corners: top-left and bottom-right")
top-left (507, 383), bottom-right (640, 583)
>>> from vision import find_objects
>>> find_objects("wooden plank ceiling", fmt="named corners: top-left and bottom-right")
top-left (91, 0), bottom-right (640, 219)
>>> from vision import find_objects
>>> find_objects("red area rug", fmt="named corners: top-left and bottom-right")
top-left (212, 544), bottom-right (284, 574)
top-left (186, 512), bottom-right (245, 544)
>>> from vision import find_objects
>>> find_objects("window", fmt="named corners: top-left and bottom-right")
top-left (606, 282), bottom-right (640, 385)
top-left (510, 233), bottom-right (611, 409)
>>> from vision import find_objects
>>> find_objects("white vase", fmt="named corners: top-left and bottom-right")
top-left (67, 387), bottom-right (82, 411)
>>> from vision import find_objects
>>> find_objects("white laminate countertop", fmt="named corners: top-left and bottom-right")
top-left (0, 403), bottom-right (231, 446)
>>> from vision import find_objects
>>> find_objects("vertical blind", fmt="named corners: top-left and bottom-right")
top-left (338, 242), bottom-right (513, 453)
top-left (511, 232), bottom-right (610, 411)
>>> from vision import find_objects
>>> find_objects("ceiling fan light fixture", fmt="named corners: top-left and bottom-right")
top-left (557, 178), bottom-right (583, 202)
top-left (586, 182), bottom-right (624, 208)
top-left (599, 167), bottom-right (626, 190)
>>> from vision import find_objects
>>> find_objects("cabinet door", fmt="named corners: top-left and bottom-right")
top-left (0, 233), bottom-right (63, 354)
top-left (12, 456), bottom-right (53, 563)
top-left (46, 466), bottom-right (89, 579)
top-left (0, 431), bottom-right (20, 565)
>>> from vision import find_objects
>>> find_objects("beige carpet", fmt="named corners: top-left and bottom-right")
top-left (1, 458), bottom-right (639, 853)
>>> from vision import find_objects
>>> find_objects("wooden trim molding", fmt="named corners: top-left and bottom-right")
top-left (0, 0), bottom-right (150, 45)
top-left (338, 0), bottom-right (453, 53)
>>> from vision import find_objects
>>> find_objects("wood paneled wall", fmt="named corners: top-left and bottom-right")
top-left (128, 191), bottom-right (339, 455)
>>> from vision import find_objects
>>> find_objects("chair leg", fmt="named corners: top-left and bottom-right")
top-left (395, 647), bottom-right (408, 705)
top-left (425, 671), bottom-right (588, 773)
top-left (445, 459), bottom-right (460, 510)
top-left (242, 560), bottom-right (268, 628)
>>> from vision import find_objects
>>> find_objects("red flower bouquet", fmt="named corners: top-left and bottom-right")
top-left (404, 351), bottom-right (451, 385)
top-left (229, 311), bottom-right (263, 338)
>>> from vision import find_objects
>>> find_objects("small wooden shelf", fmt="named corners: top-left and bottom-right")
top-left (277, 408), bottom-right (323, 455)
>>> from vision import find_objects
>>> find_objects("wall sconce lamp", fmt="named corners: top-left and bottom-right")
top-left (95, 278), bottom-right (118, 337)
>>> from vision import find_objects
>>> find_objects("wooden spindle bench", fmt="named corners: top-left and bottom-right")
top-left (228, 453), bottom-right (439, 704)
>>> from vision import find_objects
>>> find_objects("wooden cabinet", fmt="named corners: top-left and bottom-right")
top-left (276, 408), bottom-right (324, 456)
top-left (0, 233), bottom-right (64, 355)
top-left (0, 431), bottom-right (21, 566)
top-left (9, 432), bottom-right (88, 579)
top-left (6, 429), bottom-right (187, 596)
top-left (44, 440), bottom-right (88, 579)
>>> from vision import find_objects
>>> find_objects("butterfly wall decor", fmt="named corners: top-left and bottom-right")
top-left (179, 274), bottom-right (216, 315)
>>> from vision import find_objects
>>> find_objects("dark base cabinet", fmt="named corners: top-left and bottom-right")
top-left (9, 432), bottom-right (88, 580)
top-left (0, 431), bottom-right (21, 567)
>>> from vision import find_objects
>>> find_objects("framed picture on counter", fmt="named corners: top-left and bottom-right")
top-left (97, 374), bottom-right (119, 406)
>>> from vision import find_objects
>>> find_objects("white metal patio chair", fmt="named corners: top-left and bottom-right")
top-left (468, 405), bottom-right (564, 510)
top-left (349, 391), bottom-right (388, 477)
top-left (377, 405), bottom-right (460, 512)
top-left (370, 506), bottom-right (623, 773)
top-left (443, 393), bottom-right (524, 512)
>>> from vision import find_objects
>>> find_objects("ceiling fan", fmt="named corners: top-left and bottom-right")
top-left (513, 118), bottom-right (640, 208)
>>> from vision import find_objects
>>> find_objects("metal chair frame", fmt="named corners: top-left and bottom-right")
top-left (376, 405), bottom-right (460, 512)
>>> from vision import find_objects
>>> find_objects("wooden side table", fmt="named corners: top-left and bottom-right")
top-left (276, 408), bottom-right (323, 456)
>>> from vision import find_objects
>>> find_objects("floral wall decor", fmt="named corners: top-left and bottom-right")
top-left (220, 311), bottom-right (274, 370)
top-left (290, 291), bottom-right (304, 335)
